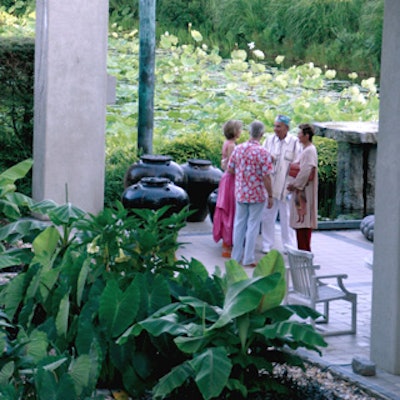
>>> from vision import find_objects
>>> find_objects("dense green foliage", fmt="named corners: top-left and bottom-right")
top-left (0, 36), bottom-right (34, 195)
top-left (2, 0), bottom-right (383, 77)
top-left (107, 0), bottom-right (384, 79)
top-left (0, 163), bottom-right (327, 399)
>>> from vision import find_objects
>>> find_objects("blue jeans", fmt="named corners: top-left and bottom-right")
top-left (232, 201), bottom-right (265, 265)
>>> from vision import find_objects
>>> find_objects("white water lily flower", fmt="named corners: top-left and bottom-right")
top-left (248, 42), bottom-right (255, 50)
top-left (275, 74), bottom-right (288, 88)
top-left (190, 29), bottom-right (203, 42)
top-left (362, 77), bottom-right (375, 87)
top-left (202, 44), bottom-right (208, 51)
top-left (275, 55), bottom-right (285, 65)
top-left (348, 72), bottom-right (358, 80)
top-left (231, 49), bottom-right (247, 61)
top-left (349, 86), bottom-right (360, 96)
top-left (112, 32), bottom-right (118, 39)
top-left (313, 67), bottom-right (322, 76)
top-left (325, 69), bottom-right (337, 79)
top-left (165, 31), bottom-right (169, 36)
top-left (353, 93), bottom-right (366, 104)
top-left (253, 49), bottom-right (265, 60)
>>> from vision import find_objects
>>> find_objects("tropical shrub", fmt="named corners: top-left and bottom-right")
top-left (0, 164), bottom-right (328, 398)
top-left (157, 130), bottom-right (222, 166)
top-left (120, 252), bottom-right (326, 399)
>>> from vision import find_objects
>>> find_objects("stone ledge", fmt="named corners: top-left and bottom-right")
top-left (313, 121), bottom-right (378, 144)
top-left (317, 220), bottom-right (361, 230)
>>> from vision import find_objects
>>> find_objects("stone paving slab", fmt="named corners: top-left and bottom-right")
top-left (177, 218), bottom-right (400, 400)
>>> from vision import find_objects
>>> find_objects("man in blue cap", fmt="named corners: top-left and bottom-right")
top-left (261, 114), bottom-right (301, 253)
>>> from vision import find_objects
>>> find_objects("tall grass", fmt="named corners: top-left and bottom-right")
top-left (3, 0), bottom-right (383, 78)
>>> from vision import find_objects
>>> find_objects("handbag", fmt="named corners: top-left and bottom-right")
top-left (288, 162), bottom-right (315, 181)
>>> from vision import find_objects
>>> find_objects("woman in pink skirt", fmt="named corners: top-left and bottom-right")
top-left (213, 120), bottom-right (242, 257)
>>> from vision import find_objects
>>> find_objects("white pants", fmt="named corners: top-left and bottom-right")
top-left (261, 197), bottom-right (296, 252)
top-left (232, 201), bottom-right (265, 265)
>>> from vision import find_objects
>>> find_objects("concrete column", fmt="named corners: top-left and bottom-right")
top-left (33, 0), bottom-right (109, 214)
top-left (370, 0), bottom-right (400, 374)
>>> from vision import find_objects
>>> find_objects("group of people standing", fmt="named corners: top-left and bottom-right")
top-left (213, 115), bottom-right (318, 267)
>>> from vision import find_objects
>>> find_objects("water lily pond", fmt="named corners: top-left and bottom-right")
top-left (106, 29), bottom-right (379, 148)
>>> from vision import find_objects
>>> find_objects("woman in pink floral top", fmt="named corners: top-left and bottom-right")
top-left (228, 120), bottom-right (274, 267)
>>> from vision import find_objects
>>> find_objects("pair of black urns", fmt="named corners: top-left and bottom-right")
top-left (122, 155), bottom-right (222, 222)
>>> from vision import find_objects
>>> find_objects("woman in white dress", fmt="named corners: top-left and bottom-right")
top-left (287, 123), bottom-right (318, 251)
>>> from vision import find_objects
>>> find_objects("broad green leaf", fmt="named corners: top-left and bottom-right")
top-left (253, 250), bottom-right (287, 311)
top-left (55, 373), bottom-right (77, 399)
top-left (39, 269), bottom-right (60, 302)
top-left (190, 347), bottom-right (232, 400)
top-left (47, 202), bottom-right (86, 225)
top-left (179, 296), bottom-right (220, 321)
top-left (26, 269), bottom-right (42, 300)
top-left (211, 274), bottom-right (280, 329)
top-left (55, 293), bottom-right (70, 338)
top-left (99, 278), bottom-right (140, 337)
top-left (26, 330), bottom-right (49, 363)
top-left (2, 273), bottom-right (26, 319)
top-left (32, 226), bottom-right (60, 267)
top-left (224, 259), bottom-right (248, 285)
top-left (30, 199), bottom-right (59, 215)
top-left (68, 354), bottom-right (93, 396)
top-left (147, 274), bottom-right (171, 315)
top-left (137, 314), bottom-right (188, 337)
top-left (237, 314), bottom-right (250, 350)
top-left (174, 332), bottom-right (214, 354)
top-left (274, 304), bottom-right (322, 320)
top-left (76, 258), bottom-right (91, 306)
top-left (0, 218), bottom-right (48, 242)
top-left (0, 254), bottom-right (21, 269)
top-left (256, 320), bottom-right (327, 349)
top-left (0, 362), bottom-right (14, 385)
top-left (0, 159), bottom-right (33, 184)
top-left (34, 368), bottom-right (58, 399)
top-left (153, 361), bottom-right (193, 398)
top-left (117, 303), bottom-right (185, 344)
top-left (0, 199), bottom-right (20, 220)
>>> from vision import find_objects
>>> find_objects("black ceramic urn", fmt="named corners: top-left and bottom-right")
top-left (122, 177), bottom-right (189, 218)
top-left (124, 154), bottom-right (186, 188)
top-left (180, 159), bottom-right (223, 222)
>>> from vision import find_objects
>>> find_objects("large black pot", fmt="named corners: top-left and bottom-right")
top-left (124, 154), bottom-right (186, 188)
top-left (181, 159), bottom-right (223, 222)
top-left (122, 177), bottom-right (189, 218)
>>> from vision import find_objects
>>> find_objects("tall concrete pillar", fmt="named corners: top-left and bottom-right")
top-left (370, 0), bottom-right (400, 374)
top-left (33, 0), bottom-right (109, 214)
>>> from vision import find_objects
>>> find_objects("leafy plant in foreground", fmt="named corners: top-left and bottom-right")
top-left (0, 191), bottom-right (197, 398)
top-left (120, 251), bottom-right (327, 399)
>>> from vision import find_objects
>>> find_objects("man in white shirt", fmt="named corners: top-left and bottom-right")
top-left (261, 115), bottom-right (301, 253)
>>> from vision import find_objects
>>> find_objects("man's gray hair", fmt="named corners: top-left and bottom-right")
top-left (249, 120), bottom-right (265, 139)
